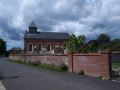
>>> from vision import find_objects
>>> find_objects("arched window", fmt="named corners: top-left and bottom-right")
top-left (29, 43), bottom-right (32, 52)
top-left (47, 44), bottom-right (50, 51)
top-left (38, 44), bottom-right (42, 51)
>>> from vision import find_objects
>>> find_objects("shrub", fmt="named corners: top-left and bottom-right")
top-left (102, 77), bottom-right (106, 80)
top-left (108, 77), bottom-right (111, 80)
top-left (59, 63), bottom-right (68, 71)
top-left (78, 70), bottom-right (84, 75)
top-left (50, 64), bottom-right (55, 67)
top-left (98, 75), bottom-right (103, 79)
top-left (18, 60), bottom-right (22, 63)
top-left (31, 62), bottom-right (40, 66)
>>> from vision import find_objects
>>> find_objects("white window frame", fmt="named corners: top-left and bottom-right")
top-left (37, 43), bottom-right (42, 52)
top-left (28, 43), bottom-right (33, 52)
top-left (47, 43), bottom-right (51, 51)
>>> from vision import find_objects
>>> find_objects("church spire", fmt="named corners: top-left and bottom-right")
top-left (29, 21), bottom-right (36, 27)
top-left (29, 21), bottom-right (37, 34)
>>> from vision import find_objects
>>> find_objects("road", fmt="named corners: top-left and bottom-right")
top-left (0, 57), bottom-right (120, 90)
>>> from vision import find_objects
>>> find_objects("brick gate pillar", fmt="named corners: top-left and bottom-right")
top-left (101, 51), bottom-right (111, 78)
top-left (68, 52), bottom-right (73, 72)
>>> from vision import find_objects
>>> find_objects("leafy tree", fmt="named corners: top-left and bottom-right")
top-left (64, 34), bottom-right (77, 52)
top-left (111, 39), bottom-right (120, 44)
top-left (98, 38), bottom-right (120, 51)
top-left (110, 39), bottom-right (120, 51)
top-left (99, 43), bottom-right (111, 51)
top-left (77, 35), bottom-right (88, 53)
top-left (0, 38), bottom-right (6, 56)
top-left (64, 33), bottom-right (120, 53)
top-left (87, 40), bottom-right (99, 52)
top-left (64, 34), bottom-right (87, 53)
top-left (80, 44), bottom-right (89, 53)
top-left (97, 34), bottom-right (110, 45)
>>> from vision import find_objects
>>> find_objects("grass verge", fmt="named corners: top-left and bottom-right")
top-left (112, 63), bottom-right (120, 68)
top-left (8, 59), bottom-right (66, 72)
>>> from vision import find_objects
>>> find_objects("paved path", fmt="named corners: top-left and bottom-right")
top-left (0, 57), bottom-right (120, 90)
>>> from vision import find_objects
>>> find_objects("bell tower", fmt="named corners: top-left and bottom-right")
top-left (29, 21), bottom-right (37, 34)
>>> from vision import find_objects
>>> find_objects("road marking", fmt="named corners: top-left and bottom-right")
top-left (0, 81), bottom-right (6, 90)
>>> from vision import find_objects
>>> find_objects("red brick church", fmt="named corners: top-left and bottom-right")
top-left (24, 21), bottom-right (70, 54)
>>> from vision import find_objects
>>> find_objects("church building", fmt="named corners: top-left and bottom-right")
top-left (24, 21), bottom-right (70, 54)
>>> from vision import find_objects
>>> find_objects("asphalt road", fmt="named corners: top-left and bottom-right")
top-left (0, 57), bottom-right (120, 90)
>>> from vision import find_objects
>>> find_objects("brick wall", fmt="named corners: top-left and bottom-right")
top-left (10, 51), bottom-right (111, 78)
top-left (10, 54), bottom-right (68, 67)
top-left (24, 38), bottom-right (69, 54)
top-left (68, 51), bottom-right (111, 78)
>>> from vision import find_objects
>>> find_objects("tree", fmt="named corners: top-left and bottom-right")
top-left (110, 39), bottom-right (120, 51)
top-left (64, 34), bottom-right (77, 52)
top-left (77, 35), bottom-right (88, 53)
top-left (87, 40), bottom-right (99, 52)
top-left (0, 38), bottom-right (6, 56)
top-left (64, 34), bottom-right (87, 53)
top-left (99, 43), bottom-right (111, 51)
top-left (97, 34), bottom-right (110, 45)
top-left (111, 39), bottom-right (120, 44)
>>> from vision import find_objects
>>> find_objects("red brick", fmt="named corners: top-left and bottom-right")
top-left (10, 51), bottom-right (111, 79)
top-left (24, 38), bottom-right (69, 54)
top-left (69, 52), bottom-right (111, 79)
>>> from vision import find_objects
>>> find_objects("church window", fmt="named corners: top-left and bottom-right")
top-left (29, 43), bottom-right (32, 52)
top-left (38, 44), bottom-right (42, 51)
top-left (47, 44), bottom-right (50, 51)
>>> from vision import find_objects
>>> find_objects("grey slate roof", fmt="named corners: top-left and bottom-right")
top-left (29, 21), bottom-right (36, 27)
top-left (24, 31), bottom-right (70, 39)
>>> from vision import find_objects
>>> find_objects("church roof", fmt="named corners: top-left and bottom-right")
top-left (25, 21), bottom-right (70, 39)
top-left (24, 31), bottom-right (70, 40)
top-left (29, 21), bottom-right (36, 27)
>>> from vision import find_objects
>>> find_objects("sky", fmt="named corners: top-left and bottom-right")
top-left (0, 0), bottom-right (120, 50)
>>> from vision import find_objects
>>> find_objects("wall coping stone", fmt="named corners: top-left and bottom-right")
top-left (73, 53), bottom-right (101, 56)
top-left (112, 52), bottom-right (120, 54)
top-left (10, 54), bottom-right (68, 56)
top-left (100, 51), bottom-right (111, 54)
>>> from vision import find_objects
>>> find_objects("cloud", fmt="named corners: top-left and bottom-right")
top-left (0, 0), bottom-right (120, 49)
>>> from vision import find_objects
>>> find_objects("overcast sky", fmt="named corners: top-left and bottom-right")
top-left (0, 0), bottom-right (120, 50)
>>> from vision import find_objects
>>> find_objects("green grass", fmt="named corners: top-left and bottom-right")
top-left (112, 63), bottom-right (120, 68)
top-left (8, 59), bottom-right (66, 72)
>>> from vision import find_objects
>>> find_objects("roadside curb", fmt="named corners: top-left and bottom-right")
top-left (0, 81), bottom-right (6, 90)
